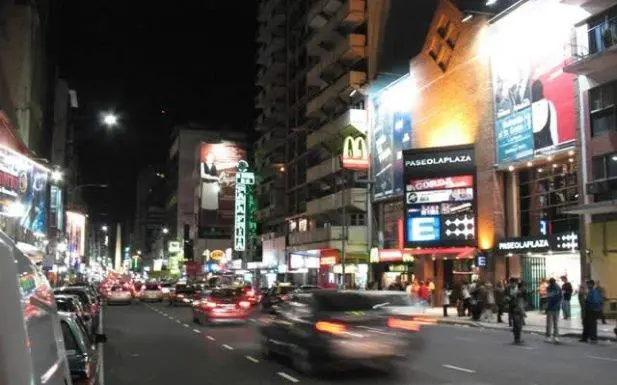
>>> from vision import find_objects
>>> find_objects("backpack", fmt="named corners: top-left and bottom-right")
top-left (587, 288), bottom-right (603, 310)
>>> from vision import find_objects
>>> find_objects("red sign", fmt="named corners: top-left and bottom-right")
top-left (320, 249), bottom-right (339, 265)
top-left (407, 175), bottom-right (473, 192)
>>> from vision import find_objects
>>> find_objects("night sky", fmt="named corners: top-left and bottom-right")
top-left (56, 0), bottom-right (258, 223)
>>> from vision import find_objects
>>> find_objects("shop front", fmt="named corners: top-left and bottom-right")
top-left (288, 252), bottom-right (319, 286)
top-left (495, 231), bottom-right (581, 310)
top-left (369, 248), bottom-right (415, 289)
top-left (318, 249), bottom-right (368, 289)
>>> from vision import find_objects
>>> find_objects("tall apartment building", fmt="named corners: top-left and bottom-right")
top-left (563, 0), bottom-right (617, 299)
top-left (255, 0), bottom-right (370, 287)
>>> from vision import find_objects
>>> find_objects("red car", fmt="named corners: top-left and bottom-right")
top-left (192, 288), bottom-right (251, 325)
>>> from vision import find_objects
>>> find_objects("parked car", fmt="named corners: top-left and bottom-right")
top-left (0, 230), bottom-right (73, 385)
top-left (59, 312), bottom-right (106, 384)
top-left (54, 286), bottom-right (100, 334)
top-left (106, 285), bottom-right (133, 305)
top-left (55, 294), bottom-right (93, 337)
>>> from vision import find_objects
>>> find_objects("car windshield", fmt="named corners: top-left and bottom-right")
top-left (175, 285), bottom-right (195, 293)
top-left (111, 286), bottom-right (128, 292)
top-left (314, 292), bottom-right (379, 312)
top-left (145, 284), bottom-right (160, 290)
top-left (161, 283), bottom-right (172, 288)
top-left (210, 289), bottom-right (242, 299)
top-left (55, 289), bottom-right (93, 305)
top-left (277, 286), bottom-right (295, 295)
top-left (56, 300), bottom-right (77, 313)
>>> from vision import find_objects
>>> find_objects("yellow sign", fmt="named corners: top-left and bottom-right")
top-left (210, 249), bottom-right (224, 261)
top-left (341, 136), bottom-right (369, 171)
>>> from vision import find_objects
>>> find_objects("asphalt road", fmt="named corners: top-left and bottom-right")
top-left (103, 301), bottom-right (617, 385)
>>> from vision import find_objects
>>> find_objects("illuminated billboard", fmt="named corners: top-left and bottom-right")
top-left (370, 75), bottom-right (413, 200)
top-left (66, 211), bottom-right (86, 258)
top-left (490, 1), bottom-right (586, 164)
top-left (198, 141), bottom-right (246, 238)
top-left (403, 145), bottom-right (477, 248)
top-left (0, 144), bottom-right (49, 234)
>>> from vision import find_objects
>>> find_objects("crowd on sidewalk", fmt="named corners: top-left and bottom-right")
top-left (390, 275), bottom-right (616, 343)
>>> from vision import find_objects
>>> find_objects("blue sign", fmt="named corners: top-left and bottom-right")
top-left (476, 255), bottom-right (487, 268)
top-left (495, 109), bottom-right (534, 164)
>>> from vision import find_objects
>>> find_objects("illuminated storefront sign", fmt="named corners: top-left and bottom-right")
top-left (403, 145), bottom-right (477, 248)
top-left (341, 136), bottom-right (369, 171)
top-left (234, 160), bottom-right (254, 251)
top-left (168, 241), bottom-right (181, 253)
top-left (0, 144), bottom-right (49, 234)
top-left (66, 211), bottom-right (86, 258)
top-left (210, 249), bottom-right (224, 261)
top-left (495, 232), bottom-right (579, 254)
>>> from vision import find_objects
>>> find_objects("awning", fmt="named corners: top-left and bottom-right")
top-left (561, 200), bottom-right (617, 215)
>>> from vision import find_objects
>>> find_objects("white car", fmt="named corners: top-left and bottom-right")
top-left (140, 283), bottom-right (163, 302)
top-left (107, 286), bottom-right (133, 305)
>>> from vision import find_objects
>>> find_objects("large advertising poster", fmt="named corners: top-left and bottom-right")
top-left (198, 141), bottom-right (246, 238)
top-left (371, 75), bottom-right (413, 200)
top-left (0, 145), bottom-right (48, 234)
top-left (403, 145), bottom-right (476, 248)
top-left (66, 211), bottom-right (86, 258)
top-left (490, 1), bottom-right (585, 164)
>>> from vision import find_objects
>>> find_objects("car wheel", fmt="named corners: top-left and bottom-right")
top-left (292, 346), bottom-right (320, 376)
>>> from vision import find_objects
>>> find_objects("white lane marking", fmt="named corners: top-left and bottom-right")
top-left (249, 319), bottom-right (257, 323)
top-left (175, 320), bottom-right (181, 324)
top-left (277, 372), bottom-right (299, 383)
top-left (193, 329), bottom-right (201, 333)
top-left (183, 323), bottom-right (190, 328)
top-left (454, 336), bottom-right (474, 342)
top-left (206, 335), bottom-right (216, 341)
top-left (442, 364), bottom-right (476, 374)
top-left (222, 344), bottom-right (234, 350)
top-left (245, 355), bottom-right (259, 363)
top-left (515, 345), bottom-right (535, 350)
top-left (586, 354), bottom-right (617, 362)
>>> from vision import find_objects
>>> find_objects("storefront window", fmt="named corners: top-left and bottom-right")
top-left (382, 201), bottom-right (403, 248)
top-left (519, 160), bottom-right (579, 237)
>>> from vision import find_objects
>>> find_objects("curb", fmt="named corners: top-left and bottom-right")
top-left (432, 318), bottom-right (617, 342)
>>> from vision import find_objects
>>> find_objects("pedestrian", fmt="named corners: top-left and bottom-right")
top-left (505, 277), bottom-right (518, 326)
top-left (597, 281), bottom-right (607, 325)
top-left (581, 279), bottom-right (602, 343)
top-left (538, 279), bottom-right (548, 313)
top-left (560, 276), bottom-right (573, 320)
top-left (578, 283), bottom-right (588, 326)
top-left (428, 279), bottom-right (436, 306)
top-left (443, 285), bottom-right (453, 317)
top-left (495, 280), bottom-right (506, 323)
top-left (461, 281), bottom-right (471, 317)
top-left (483, 282), bottom-right (495, 322)
top-left (545, 277), bottom-right (562, 343)
top-left (510, 279), bottom-right (527, 344)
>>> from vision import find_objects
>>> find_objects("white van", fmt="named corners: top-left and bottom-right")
top-left (0, 231), bottom-right (72, 385)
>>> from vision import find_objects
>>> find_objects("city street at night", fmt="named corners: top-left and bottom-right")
top-left (104, 303), bottom-right (617, 385)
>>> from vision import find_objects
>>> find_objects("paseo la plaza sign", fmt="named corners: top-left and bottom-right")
top-left (496, 232), bottom-right (579, 253)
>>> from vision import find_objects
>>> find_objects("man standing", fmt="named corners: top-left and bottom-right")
top-left (560, 276), bottom-right (573, 320)
top-left (581, 280), bottom-right (603, 343)
top-left (545, 278), bottom-right (562, 343)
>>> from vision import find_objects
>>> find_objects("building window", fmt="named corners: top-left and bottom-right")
top-left (350, 213), bottom-right (366, 226)
top-left (589, 81), bottom-right (617, 137)
top-left (590, 152), bottom-right (617, 201)
top-left (519, 160), bottom-right (579, 237)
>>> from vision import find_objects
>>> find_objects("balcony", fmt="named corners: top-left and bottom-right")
top-left (306, 108), bottom-right (366, 149)
top-left (287, 226), bottom-right (368, 253)
top-left (306, 188), bottom-right (367, 216)
top-left (307, 0), bottom-right (366, 53)
top-left (307, 34), bottom-right (366, 85)
top-left (306, 71), bottom-right (367, 118)
top-left (256, 59), bottom-right (285, 86)
top-left (306, 157), bottom-right (341, 183)
top-left (565, 16), bottom-right (617, 82)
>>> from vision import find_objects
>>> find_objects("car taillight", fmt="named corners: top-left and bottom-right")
top-left (315, 321), bottom-right (347, 335)
top-left (281, 295), bottom-right (289, 301)
top-left (239, 301), bottom-right (251, 309)
top-left (247, 290), bottom-right (255, 297)
top-left (177, 294), bottom-right (184, 298)
top-left (206, 301), bottom-right (217, 308)
top-left (387, 317), bottom-right (421, 332)
top-left (158, 285), bottom-right (162, 290)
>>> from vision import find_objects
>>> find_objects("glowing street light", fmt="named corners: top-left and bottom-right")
top-left (102, 113), bottom-right (118, 127)
top-left (101, 225), bottom-right (108, 232)
top-left (162, 227), bottom-right (169, 234)
top-left (51, 170), bottom-right (63, 182)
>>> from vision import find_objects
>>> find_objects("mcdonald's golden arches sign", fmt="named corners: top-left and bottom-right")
top-left (341, 136), bottom-right (369, 171)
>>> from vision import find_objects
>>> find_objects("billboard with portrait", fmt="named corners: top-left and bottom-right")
top-left (198, 141), bottom-right (246, 238)
top-left (66, 211), bottom-right (86, 258)
top-left (490, 1), bottom-right (586, 164)
top-left (371, 75), bottom-right (413, 200)
top-left (403, 145), bottom-right (476, 248)
top-left (0, 145), bottom-right (49, 234)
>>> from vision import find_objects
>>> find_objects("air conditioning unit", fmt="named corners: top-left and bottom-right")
top-left (586, 180), bottom-right (610, 195)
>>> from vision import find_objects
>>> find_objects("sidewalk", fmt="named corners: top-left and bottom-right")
top-left (419, 307), bottom-right (617, 341)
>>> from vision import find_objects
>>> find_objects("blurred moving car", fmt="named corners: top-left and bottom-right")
top-left (260, 284), bottom-right (297, 312)
top-left (106, 285), bottom-right (133, 305)
top-left (192, 288), bottom-right (251, 325)
top-left (160, 282), bottom-right (173, 299)
top-left (240, 285), bottom-right (260, 305)
top-left (260, 290), bottom-right (421, 375)
top-left (140, 283), bottom-right (164, 302)
top-left (59, 312), bottom-right (106, 385)
top-left (0, 230), bottom-right (73, 385)
top-left (169, 283), bottom-right (200, 306)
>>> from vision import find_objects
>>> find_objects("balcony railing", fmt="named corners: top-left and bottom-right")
top-left (288, 225), bottom-right (367, 247)
top-left (306, 108), bottom-right (366, 149)
top-left (307, 33), bottom-right (366, 84)
top-left (570, 16), bottom-right (617, 62)
top-left (306, 157), bottom-right (341, 183)
top-left (307, 0), bottom-right (366, 53)
top-left (306, 71), bottom-right (367, 117)
top-left (306, 188), bottom-right (367, 216)
top-left (258, 0), bottom-right (283, 22)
